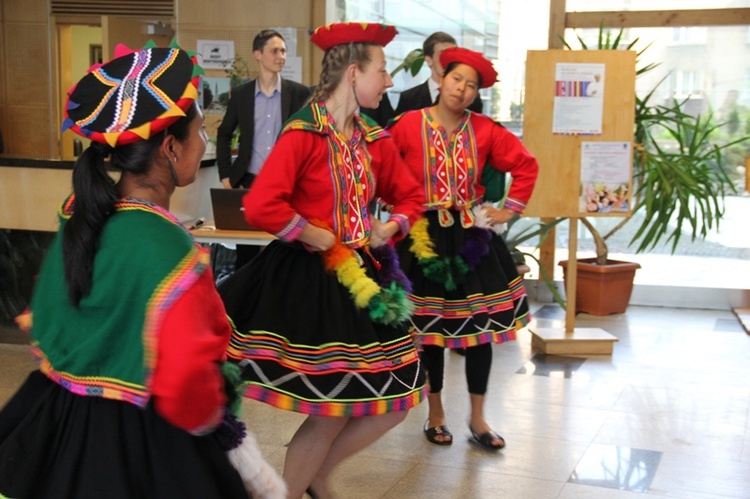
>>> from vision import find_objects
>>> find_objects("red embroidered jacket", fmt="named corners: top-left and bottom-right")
top-left (243, 103), bottom-right (424, 247)
top-left (389, 109), bottom-right (538, 215)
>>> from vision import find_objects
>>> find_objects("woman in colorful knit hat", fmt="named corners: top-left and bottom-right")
top-left (217, 22), bottom-right (426, 498)
top-left (388, 47), bottom-right (539, 451)
top-left (0, 41), bottom-right (283, 498)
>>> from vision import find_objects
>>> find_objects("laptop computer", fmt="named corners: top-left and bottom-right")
top-left (209, 188), bottom-right (257, 230)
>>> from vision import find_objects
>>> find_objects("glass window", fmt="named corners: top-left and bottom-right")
top-left (567, 0), bottom-right (750, 12)
top-left (332, 0), bottom-right (503, 113)
top-left (563, 26), bottom-right (748, 119)
top-left (671, 69), bottom-right (704, 96)
top-left (333, 1), bottom-right (750, 290)
top-left (671, 26), bottom-right (708, 44)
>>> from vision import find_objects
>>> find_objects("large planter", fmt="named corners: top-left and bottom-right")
top-left (558, 258), bottom-right (641, 315)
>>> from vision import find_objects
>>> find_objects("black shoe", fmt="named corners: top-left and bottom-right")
top-left (423, 419), bottom-right (453, 445)
top-left (468, 426), bottom-right (505, 451)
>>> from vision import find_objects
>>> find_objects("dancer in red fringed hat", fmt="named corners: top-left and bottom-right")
top-left (389, 47), bottom-right (539, 451)
top-left (216, 22), bottom-right (427, 499)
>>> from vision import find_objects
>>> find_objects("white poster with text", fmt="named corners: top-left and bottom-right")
top-left (553, 63), bottom-right (605, 135)
top-left (579, 141), bottom-right (632, 214)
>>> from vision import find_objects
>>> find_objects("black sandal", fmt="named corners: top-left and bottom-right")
top-left (469, 426), bottom-right (505, 451)
top-left (423, 419), bottom-right (453, 445)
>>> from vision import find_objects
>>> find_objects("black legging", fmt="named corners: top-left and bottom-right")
top-left (421, 343), bottom-right (493, 395)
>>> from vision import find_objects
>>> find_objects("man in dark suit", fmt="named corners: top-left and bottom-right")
top-left (217, 29), bottom-right (310, 189)
top-left (394, 32), bottom-right (482, 115)
top-left (216, 29), bottom-right (311, 268)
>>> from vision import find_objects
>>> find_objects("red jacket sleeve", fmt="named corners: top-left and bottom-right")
top-left (242, 130), bottom-right (312, 239)
top-left (152, 267), bottom-right (229, 434)
top-left (486, 121), bottom-right (539, 212)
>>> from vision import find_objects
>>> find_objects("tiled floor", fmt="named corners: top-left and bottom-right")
top-left (2, 303), bottom-right (749, 498)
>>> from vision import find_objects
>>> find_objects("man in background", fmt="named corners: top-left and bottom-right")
top-left (395, 31), bottom-right (483, 115)
top-left (216, 29), bottom-right (310, 269)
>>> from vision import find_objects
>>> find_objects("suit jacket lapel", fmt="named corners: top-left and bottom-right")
top-left (246, 79), bottom-right (257, 132)
top-left (280, 79), bottom-right (292, 120)
top-left (420, 80), bottom-right (432, 106)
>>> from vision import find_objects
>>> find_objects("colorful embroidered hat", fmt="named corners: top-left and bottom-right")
top-left (439, 47), bottom-right (498, 88)
top-left (310, 22), bottom-right (398, 51)
top-left (62, 40), bottom-right (204, 148)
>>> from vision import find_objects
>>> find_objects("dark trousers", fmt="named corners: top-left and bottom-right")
top-left (421, 343), bottom-right (493, 394)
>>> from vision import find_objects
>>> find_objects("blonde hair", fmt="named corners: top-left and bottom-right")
top-left (309, 43), bottom-right (374, 103)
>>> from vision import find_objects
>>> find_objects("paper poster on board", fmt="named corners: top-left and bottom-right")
top-left (579, 141), bottom-right (632, 214)
top-left (553, 63), bottom-right (605, 135)
top-left (196, 40), bottom-right (235, 69)
top-left (280, 57), bottom-right (303, 84)
top-left (200, 77), bottom-right (231, 114)
top-left (271, 27), bottom-right (298, 56)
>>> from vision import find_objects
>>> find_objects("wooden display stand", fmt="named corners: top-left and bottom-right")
top-left (733, 307), bottom-right (750, 334)
top-left (522, 50), bottom-right (637, 355)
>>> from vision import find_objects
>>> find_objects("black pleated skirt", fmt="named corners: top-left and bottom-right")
top-left (0, 371), bottom-right (249, 499)
top-left (218, 241), bottom-right (425, 417)
top-left (397, 210), bottom-right (531, 349)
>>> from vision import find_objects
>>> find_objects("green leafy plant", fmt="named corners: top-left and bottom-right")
top-left (390, 48), bottom-right (424, 78)
top-left (562, 26), bottom-right (747, 265)
top-left (223, 56), bottom-right (251, 87)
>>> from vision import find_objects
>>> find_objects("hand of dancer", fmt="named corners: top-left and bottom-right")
top-left (483, 206), bottom-right (516, 225)
top-left (370, 218), bottom-right (398, 248)
top-left (299, 224), bottom-right (336, 252)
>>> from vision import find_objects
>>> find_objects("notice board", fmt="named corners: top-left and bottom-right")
top-left (522, 50), bottom-right (636, 218)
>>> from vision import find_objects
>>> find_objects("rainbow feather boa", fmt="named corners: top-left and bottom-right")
top-left (408, 216), bottom-right (493, 291)
top-left (310, 220), bottom-right (413, 326)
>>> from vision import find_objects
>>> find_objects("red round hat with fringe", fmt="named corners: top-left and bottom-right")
top-left (439, 47), bottom-right (498, 88)
top-left (62, 40), bottom-right (204, 148)
top-left (310, 22), bottom-right (398, 51)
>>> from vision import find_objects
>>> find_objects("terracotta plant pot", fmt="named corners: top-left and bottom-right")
top-left (558, 258), bottom-right (641, 315)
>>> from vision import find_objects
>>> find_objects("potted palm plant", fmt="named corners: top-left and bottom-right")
top-left (557, 27), bottom-right (747, 315)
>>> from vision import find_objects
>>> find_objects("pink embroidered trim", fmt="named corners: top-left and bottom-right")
top-left (277, 213), bottom-right (307, 241)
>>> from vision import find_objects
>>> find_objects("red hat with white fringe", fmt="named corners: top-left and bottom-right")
top-left (440, 47), bottom-right (498, 88)
top-left (310, 22), bottom-right (398, 51)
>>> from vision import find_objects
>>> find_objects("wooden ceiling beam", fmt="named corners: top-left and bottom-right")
top-left (565, 8), bottom-right (750, 29)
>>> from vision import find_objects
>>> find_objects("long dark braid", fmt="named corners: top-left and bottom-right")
top-left (62, 103), bottom-right (197, 306)
top-left (62, 142), bottom-right (119, 306)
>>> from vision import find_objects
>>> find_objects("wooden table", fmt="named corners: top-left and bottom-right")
top-left (189, 226), bottom-right (275, 247)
